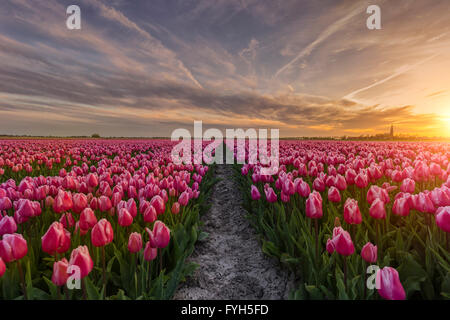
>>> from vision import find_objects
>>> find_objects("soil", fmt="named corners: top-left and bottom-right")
top-left (173, 164), bottom-right (294, 300)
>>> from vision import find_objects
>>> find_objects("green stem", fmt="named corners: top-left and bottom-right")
top-left (17, 261), bottom-right (27, 300)
top-left (314, 219), bottom-right (319, 264)
top-left (102, 246), bottom-right (106, 299)
top-left (82, 278), bottom-right (87, 300)
top-left (343, 255), bottom-right (347, 291)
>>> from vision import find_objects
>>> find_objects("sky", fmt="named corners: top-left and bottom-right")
top-left (0, 0), bottom-right (449, 137)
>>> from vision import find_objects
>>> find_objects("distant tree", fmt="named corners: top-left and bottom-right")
top-left (91, 133), bottom-right (100, 138)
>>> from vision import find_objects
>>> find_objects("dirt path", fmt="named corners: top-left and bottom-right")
top-left (174, 164), bottom-right (294, 300)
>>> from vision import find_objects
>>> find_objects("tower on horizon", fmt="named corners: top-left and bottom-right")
top-left (390, 124), bottom-right (394, 137)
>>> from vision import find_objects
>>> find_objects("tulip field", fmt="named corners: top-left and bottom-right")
top-left (237, 140), bottom-right (450, 300)
top-left (0, 139), bottom-right (449, 300)
top-left (0, 139), bottom-right (215, 300)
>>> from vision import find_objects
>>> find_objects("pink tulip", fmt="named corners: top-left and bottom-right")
top-left (264, 187), bottom-right (278, 203)
top-left (118, 208), bottom-right (133, 227)
top-left (367, 185), bottom-right (389, 205)
top-left (0, 233), bottom-right (28, 262)
top-left (0, 197), bottom-right (12, 211)
top-left (59, 212), bottom-right (75, 228)
top-left (41, 222), bottom-right (71, 255)
top-left (143, 205), bottom-right (157, 223)
top-left (150, 195), bottom-right (165, 215)
top-left (98, 196), bottom-right (112, 212)
top-left (355, 173), bottom-right (368, 189)
top-left (435, 206), bottom-right (450, 233)
top-left (72, 193), bottom-right (88, 214)
top-left (52, 258), bottom-right (69, 286)
top-left (251, 185), bottom-right (261, 200)
top-left (369, 198), bottom-right (386, 220)
top-left (328, 186), bottom-right (341, 203)
top-left (313, 178), bottom-right (325, 192)
top-left (144, 242), bottom-right (158, 261)
top-left (171, 202), bottom-right (180, 214)
top-left (178, 191), bottom-right (189, 206)
top-left (376, 267), bottom-right (406, 300)
top-left (128, 232), bottom-right (143, 253)
top-left (53, 190), bottom-right (73, 213)
top-left (335, 175), bottom-right (347, 191)
top-left (0, 215), bottom-right (17, 236)
top-left (343, 198), bottom-right (362, 225)
top-left (333, 229), bottom-right (354, 256)
top-left (79, 208), bottom-right (97, 231)
top-left (91, 219), bottom-right (114, 247)
top-left (69, 246), bottom-right (93, 279)
top-left (392, 197), bottom-right (410, 217)
top-left (126, 199), bottom-right (137, 217)
top-left (87, 173), bottom-right (98, 188)
top-left (306, 191), bottom-right (323, 219)
top-left (412, 192), bottom-right (435, 214)
top-left (146, 221), bottom-right (170, 249)
top-left (400, 178), bottom-right (415, 194)
top-left (297, 180), bottom-right (311, 197)
top-left (361, 242), bottom-right (377, 263)
top-left (326, 238), bottom-right (335, 254)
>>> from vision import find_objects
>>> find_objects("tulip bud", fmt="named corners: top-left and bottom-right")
top-left (41, 222), bottom-right (71, 255)
top-left (150, 195), bottom-right (165, 215)
top-left (333, 230), bottom-right (354, 256)
top-left (143, 242), bottom-right (158, 261)
top-left (128, 232), bottom-right (143, 253)
top-left (79, 208), bottom-right (97, 231)
top-left (171, 202), bottom-right (180, 214)
top-left (91, 219), bottom-right (114, 247)
top-left (251, 185), bottom-right (261, 200)
top-left (0, 215), bottom-right (17, 236)
top-left (326, 238), bottom-right (335, 254)
top-left (0, 233), bottom-right (28, 262)
top-left (369, 198), bottom-right (386, 220)
top-left (435, 206), bottom-right (450, 233)
top-left (327, 186), bottom-right (341, 203)
top-left (178, 191), bottom-right (189, 206)
top-left (264, 187), bottom-right (277, 203)
top-left (344, 198), bottom-right (362, 225)
top-left (306, 191), bottom-right (323, 219)
top-left (143, 205), bottom-right (157, 223)
top-left (52, 258), bottom-right (69, 286)
top-left (361, 242), bottom-right (377, 263)
top-left (118, 208), bottom-right (133, 227)
top-left (69, 245), bottom-right (93, 279)
top-left (376, 267), bottom-right (406, 300)
top-left (147, 221), bottom-right (170, 248)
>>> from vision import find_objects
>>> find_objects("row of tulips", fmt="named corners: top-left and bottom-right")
top-left (236, 140), bottom-right (450, 300)
top-left (0, 139), bottom-right (216, 300)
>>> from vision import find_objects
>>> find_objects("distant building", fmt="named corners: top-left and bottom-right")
top-left (390, 124), bottom-right (394, 137)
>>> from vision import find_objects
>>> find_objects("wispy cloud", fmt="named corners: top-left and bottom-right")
top-left (0, 0), bottom-right (449, 137)
top-left (343, 53), bottom-right (440, 101)
top-left (274, 3), bottom-right (367, 78)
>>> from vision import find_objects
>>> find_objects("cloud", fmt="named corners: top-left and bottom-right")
top-left (0, 0), bottom-right (448, 137)
top-left (274, 3), bottom-right (368, 78)
top-left (343, 53), bottom-right (440, 101)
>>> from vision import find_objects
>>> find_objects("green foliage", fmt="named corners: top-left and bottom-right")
top-left (234, 164), bottom-right (450, 300)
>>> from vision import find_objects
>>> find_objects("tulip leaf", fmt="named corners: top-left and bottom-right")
top-left (84, 277), bottom-right (101, 300)
top-left (43, 276), bottom-right (59, 300)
